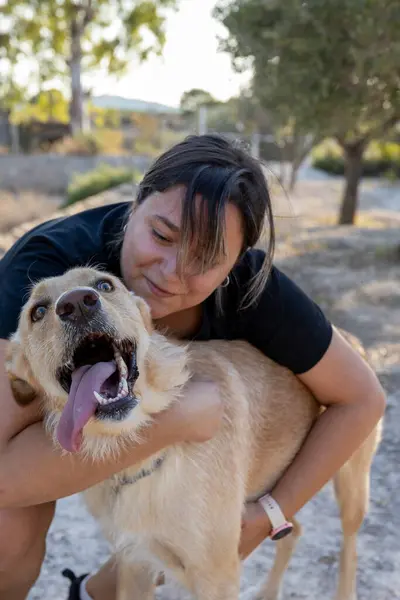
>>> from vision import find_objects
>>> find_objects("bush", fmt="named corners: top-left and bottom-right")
top-left (53, 132), bottom-right (103, 156)
top-left (65, 163), bottom-right (135, 206)
top-left (93, 129), bottom-right (125, 155)
top-left (312, 139), bottom-right (400, 178)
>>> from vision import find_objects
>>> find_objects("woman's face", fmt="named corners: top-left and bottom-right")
top-left (120, 186), bottom-right (244, 320)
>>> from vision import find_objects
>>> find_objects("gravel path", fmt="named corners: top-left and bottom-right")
top-left (15, 174), bottom-right (400, 600)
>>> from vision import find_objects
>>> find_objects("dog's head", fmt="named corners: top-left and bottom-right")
top-left (6, 267), bottom-right (188, 454)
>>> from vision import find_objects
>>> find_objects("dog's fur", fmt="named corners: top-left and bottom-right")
top-left (6, 267), bottom-right (382, 600)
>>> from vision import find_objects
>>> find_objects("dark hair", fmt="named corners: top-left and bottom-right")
top-left (134, 134), bottom-right (275, 308)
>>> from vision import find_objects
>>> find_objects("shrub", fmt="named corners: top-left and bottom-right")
top-left (53, 132), bottom-right (103, 156)
top-left (312, 139), bottom-right (400, 178)
top-left (65, 163), bottom-right (136, 206)
top-left (93, 129), bottom-right (125, 155)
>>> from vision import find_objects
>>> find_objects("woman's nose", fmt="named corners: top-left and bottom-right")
top-left (162, 252), bottom-right (179, 278)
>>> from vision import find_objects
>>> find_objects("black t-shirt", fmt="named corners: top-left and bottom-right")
top-left (0, 202), bottom-right (332, 374)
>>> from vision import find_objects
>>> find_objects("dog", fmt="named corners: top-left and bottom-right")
top-left (6, 267), bottom-right (382, 600)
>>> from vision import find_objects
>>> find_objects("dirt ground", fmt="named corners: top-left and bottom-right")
top-left (3, 174), bottom-right (399, 600)
top-left (0, 190), bottom-right (62, 234)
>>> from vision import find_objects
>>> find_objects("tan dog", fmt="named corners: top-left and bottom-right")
top-left (6, 267), bottom-right (381, 600)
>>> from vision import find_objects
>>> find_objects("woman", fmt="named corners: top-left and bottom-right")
top-left (0, 134), bottom-right (385, 600)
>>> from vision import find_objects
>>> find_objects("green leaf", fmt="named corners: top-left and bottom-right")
top-left (1, 0), bottom-right (177, 124)
top-left (214, 0), bottom-right (400, 143)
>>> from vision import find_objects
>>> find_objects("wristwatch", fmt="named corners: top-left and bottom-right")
top-left (258, 493), bottom-right (294, 540)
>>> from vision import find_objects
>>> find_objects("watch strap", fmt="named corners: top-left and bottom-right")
top-left (258, 493), bottom-right (293, 540)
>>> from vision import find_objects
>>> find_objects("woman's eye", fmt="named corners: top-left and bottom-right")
top-left (96, 280), bottom-right (114, 292)
top-left (151, 228), bottom-right (171, 243)
top-left (31, 305), bottom-right (47, 323)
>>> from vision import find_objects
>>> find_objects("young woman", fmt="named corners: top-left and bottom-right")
top-left (0, 134), bottom-right (385, 600)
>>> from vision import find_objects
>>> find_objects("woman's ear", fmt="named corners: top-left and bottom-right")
top-left (5, 334), bottom-right (37, 406)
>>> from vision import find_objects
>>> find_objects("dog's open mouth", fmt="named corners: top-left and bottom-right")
top-left (56, 334), bottom-right (139, 453)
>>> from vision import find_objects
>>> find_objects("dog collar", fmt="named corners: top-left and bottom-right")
top-left (114, 453), bottom-right (166, 490)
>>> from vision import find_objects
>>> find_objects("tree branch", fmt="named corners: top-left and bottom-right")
top-left (363, 113), bottom-right (400, 143)
top-left (336, 112), bottom-right (399, 149)
top-left (82, 0), bottom-right (94, 28)
top-left (69, 0), bottom-right (94, 29)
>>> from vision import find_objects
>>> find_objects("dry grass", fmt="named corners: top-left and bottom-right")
top-left (0, 185), bottom-right (134, 259)
top-left (0, 191), bottom-right (62, 234)
top-left (305, 211), bottom-right (390, 229)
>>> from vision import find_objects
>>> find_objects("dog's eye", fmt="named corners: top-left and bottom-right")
top-left (96, 280), bottom-right (114, 293)
top-left (31, 305), bottom-right (47, 323)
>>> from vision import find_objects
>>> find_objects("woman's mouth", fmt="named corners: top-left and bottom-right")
top-left (144, 276), bottom-right (176, 298)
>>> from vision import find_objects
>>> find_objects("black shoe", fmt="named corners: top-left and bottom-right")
top-left (62, 569), bottom-right (89, 600)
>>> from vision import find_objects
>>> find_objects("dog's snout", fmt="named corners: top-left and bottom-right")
top-left (55, 288), bottom-right (101, 323)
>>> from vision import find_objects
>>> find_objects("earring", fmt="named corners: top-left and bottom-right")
top-left (221, 275), bottom-right (230, 288)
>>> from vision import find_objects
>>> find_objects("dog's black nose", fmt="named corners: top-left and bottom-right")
top-left (55, 287), bottom-right (101, 323)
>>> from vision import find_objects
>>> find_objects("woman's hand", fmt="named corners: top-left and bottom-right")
top-left (165, 378), bottom-right (224, 444)
top-left (239, 501), bottom-right (272, 560)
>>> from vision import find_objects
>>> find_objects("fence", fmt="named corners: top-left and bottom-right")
top-left (0, 104), bottom-right (294, 193)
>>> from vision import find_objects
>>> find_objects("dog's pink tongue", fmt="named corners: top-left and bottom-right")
top-left (56, 361), bottom-right (117, 453)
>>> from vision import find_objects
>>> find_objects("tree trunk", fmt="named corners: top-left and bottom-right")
top-left (338, 142), bottom-right (365, 225)
top-left (69, 19), bottom-right (83, 135)
top-left (288, 156), bottom-right (301, 191)
top-left (288, 133), bottom-right (318, 192)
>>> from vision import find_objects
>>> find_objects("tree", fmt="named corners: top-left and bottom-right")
top-left (215, 0), bottom-right (400, 224)
top-left (180, 88), bottom-right (219, 114)
top-left (12, 89), bottom-right (69, 124)
top-left (1, 0), bottom-right (176, 134)
top-left (275, 118), bottom-right (320, 192)
top-left (238, 88), bottom-right (319, 190)
top-left (0, 27), bottom-right (27, 110)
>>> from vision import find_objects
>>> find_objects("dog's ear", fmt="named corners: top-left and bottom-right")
top-left (5, 335), bottom-right (38, 406)
top-left (135, 297), bottom-right (153, 333)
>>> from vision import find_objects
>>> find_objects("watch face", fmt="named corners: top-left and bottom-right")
top-left (271, 524), bottom-right (294, 541)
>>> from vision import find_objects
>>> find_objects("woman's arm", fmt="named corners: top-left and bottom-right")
top-left (274, 327), bottom-right (385, 517)
top-left (239, 327), bottom-right (386, 557)
top-left (0, 340), bottom-right (223, 509)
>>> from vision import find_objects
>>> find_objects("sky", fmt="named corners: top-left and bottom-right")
top-left (88, 0), bottom-right (251, 108)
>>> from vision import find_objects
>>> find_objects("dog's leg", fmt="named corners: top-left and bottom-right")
top-left (333, 424), bottom-right (381, 600)
top-left (192, 573), bottom-right (241, 600)
top-left (188, 554), bottom-right (241, 600)
top-left (253, 517), bottom-right (302, 600)
top-left (116, 561), bottom-right (156, 600)
top-left (333, 465), bottom-right (365, 600)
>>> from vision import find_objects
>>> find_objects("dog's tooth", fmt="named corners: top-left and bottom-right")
top-left (94, 390), bottom-right (107, 405)
top-left (117, 376), bottom-right (128, 395)
top-left (121, 361), bottom-right (128, 379)
top-left (113, 345), bottom-right (129, 379)
top-left (121, 378), bottom-right (129, 396)
top-left (118, 377), bottom-right (129, 397)
top-left (120, 362), bottom-right (128, 379)
top-left (119, 358), bottom-right (128, 379)
top-left (113, 379), bottom-right (129, 402)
